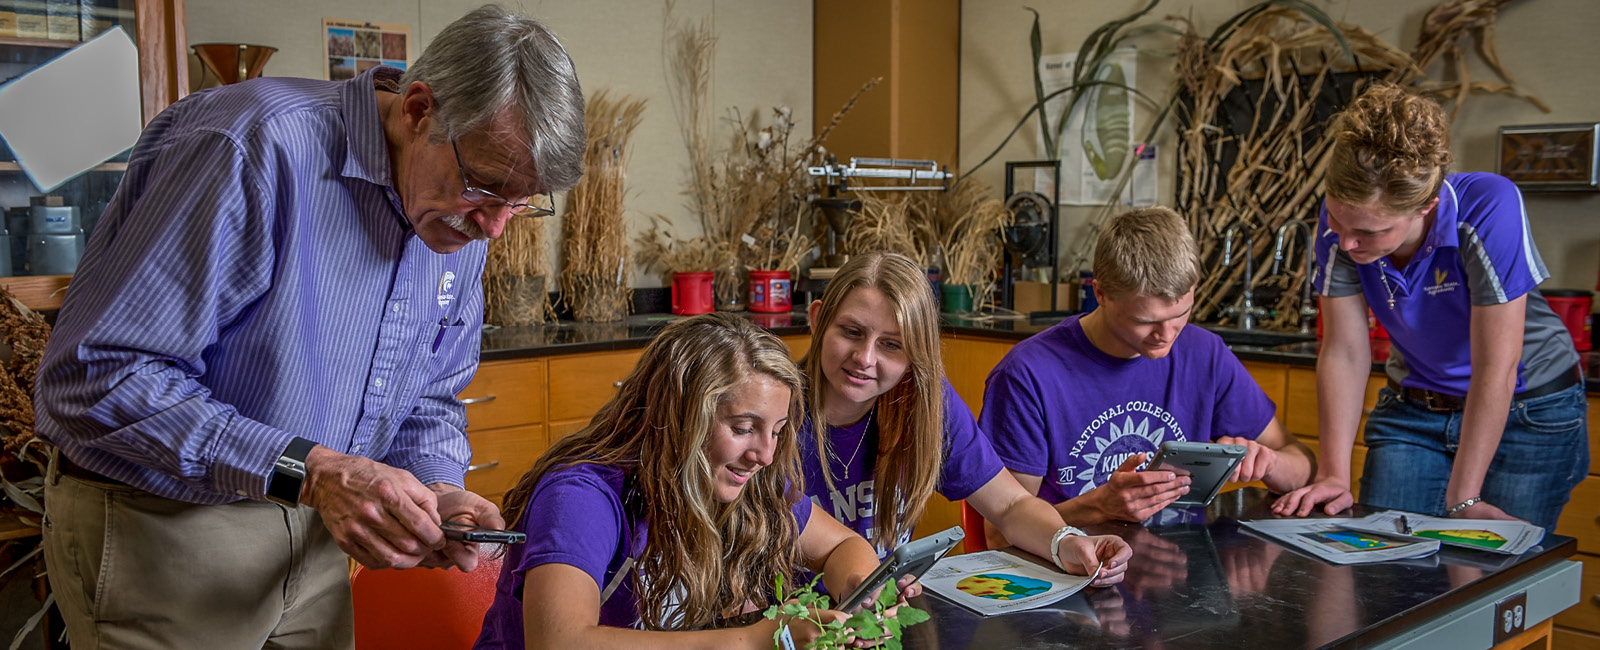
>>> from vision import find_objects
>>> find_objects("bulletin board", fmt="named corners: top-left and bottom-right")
top-left (323, 18), bottom-right (411, 81)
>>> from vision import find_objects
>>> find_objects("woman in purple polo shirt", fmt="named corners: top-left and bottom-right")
top-left (473, 313), bottom-right (883, 649)
top-left (799, 252), bottom-right (1131, 583)
top-left (1275, 83), bottom-right (1588, 534)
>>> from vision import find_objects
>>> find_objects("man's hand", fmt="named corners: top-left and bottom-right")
top-left (423, 486), bottom-right (506, 571)
top-left (1272, 476), bottom-right (1354, 517)
top-left (1054, 533), bottom-right (1132, 587)
top-left (1088, 453), bottom-right (1190, 522)
top-left (300, 445), bottom-right (444, 569)
top-left (1121, 527), bottom-right (1188, 598)
top-left (1216, 436), bottom-right (1277, 484)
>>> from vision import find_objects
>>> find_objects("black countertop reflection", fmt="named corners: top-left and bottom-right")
top-left (902, 488), bottom-right (1576, 650)
top-left (481, 311), bottom-right (1598, 392)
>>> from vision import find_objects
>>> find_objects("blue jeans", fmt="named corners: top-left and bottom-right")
top-left (1359, 381), bottom-right (1590, 535)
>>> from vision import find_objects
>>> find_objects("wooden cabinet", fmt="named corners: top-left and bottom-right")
top-left (941, 334), bottom-right (1015, 414)
top-left (548, 349), bottom-right (644, 423)
top-left (0, 0), bottom-right (188, 311)
top-left (460, 358), bottom-right (547, 504)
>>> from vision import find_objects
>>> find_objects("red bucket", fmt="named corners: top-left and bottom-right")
top-left (671, 271), bottom-right (714, 315)
top-left (748, 270), bottom-right (792, 313)
top-left (1544, 289), bottom-right (1593, 352)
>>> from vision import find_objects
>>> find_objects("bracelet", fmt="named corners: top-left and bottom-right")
top-left (1049, 525), bottom-right (1087, 571)
top-left (1446, 496), bottom-right (1483, 516)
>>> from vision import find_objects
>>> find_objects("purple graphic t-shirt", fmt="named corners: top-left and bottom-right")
top-left (799, 379), bottom-right (1004, 554)
top-left (979, 315), bottom-right (1275, 505)
top-left (473, 462), bottom-right (813, 647)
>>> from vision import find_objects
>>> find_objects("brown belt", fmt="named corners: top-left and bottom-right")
top-left (1389, 364), bottom-right (1583, 413)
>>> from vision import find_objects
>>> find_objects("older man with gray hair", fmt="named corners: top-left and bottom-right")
top-left (33, 5), bottom-right (584, 648)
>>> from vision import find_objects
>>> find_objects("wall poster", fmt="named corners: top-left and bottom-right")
top-left (323, 18), bottom-right (411, 81)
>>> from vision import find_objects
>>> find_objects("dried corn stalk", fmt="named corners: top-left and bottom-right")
top-left (485, 215), bottom-right (554, 327)
top-left (562, 90), bottom-right (646, 322)
top-left (844, 178), bottom-right (1012, 311)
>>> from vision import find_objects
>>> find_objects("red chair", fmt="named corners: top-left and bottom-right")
top-left (960, 500), bottom-right (988, 553)
top-left (351, 552), bottom-right (503, 650)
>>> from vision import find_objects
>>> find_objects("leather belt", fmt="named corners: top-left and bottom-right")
top-left (57, 454), bottom-right (131, 487)
top-left (1389, 364), bottom-right (1583, 413)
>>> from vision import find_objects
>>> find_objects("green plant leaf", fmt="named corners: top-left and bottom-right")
top-left (781, 602), bottom-right (809, 618)
top-left (1025, 7), bottom-right (1054, 156)
top-left (876, 580), bottom-right (900, 608)
top-left (897, 605), bottom-right (931, 627)
top-left (884, 638), bottom-right (904, 650)
top-left (763, 605), bottom-right (780, 620)
top-left (845, 609), bottom-right (877, 631)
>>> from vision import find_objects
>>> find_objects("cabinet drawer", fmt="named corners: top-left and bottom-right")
top-left (1557, 475), bottom-right (1600, 555)
top-left (782, 334), bottom-right (812, 361)
top-left (548, 349), bottom-right (643, 421)
top-left (1555, 625), bottom-right (1600, 650)
top-left (1285, 368), bottom-right (1384, 442)
top-left (1554, 553), bottom-right (1600, 635)
top-left (460, 359), bottom-right (546, 431)
top-left (464, 424), bottom-right (544, 502)
top-left (549, 418), bottom-right (590, 448)
top-left (1243, 361), bottom-right (1288, 422)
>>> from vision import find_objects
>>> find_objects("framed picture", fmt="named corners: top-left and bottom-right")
top-left (323, 18), bottom-right (412, 81)
top-left (1496, 123), bottom-right (1600, 191)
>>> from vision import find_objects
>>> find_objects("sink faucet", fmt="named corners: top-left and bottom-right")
top-left (1220, 223), bottom-right (1267, 330)
top-left (1271, 219), bottom-right (1318, 334)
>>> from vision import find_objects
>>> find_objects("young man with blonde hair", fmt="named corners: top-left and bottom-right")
top-left (981, 207), bottom-right (1316, 524)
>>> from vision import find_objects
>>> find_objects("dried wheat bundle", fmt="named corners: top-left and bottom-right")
top-left (561, 89), bottom-right (646, 322)
top-left (641, 7), bottom-right (876, 291)
top-left (635, 215), bottom-right (723, 283)
top-left (0, 289), bottom-right (47, 461)
top-left (485, 215), bottom-right (553, 327)
top-left (933, 179), bottom-right (1011, 309)
top-left (843, 193), bottom-right (925, 262)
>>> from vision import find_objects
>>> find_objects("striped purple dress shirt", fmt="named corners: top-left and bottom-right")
top-left (34, 66), bottom-right (486, 505)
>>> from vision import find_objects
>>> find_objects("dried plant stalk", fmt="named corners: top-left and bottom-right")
top-left (561, 89), bottom-right (646, 322)
top-left (0, 290), bottom-right (48, 461)
top-left (843, 178), bottom-right (1011, 311)
top-left (638, 7), bottom-right (875, 289)
top-left (484, 215), bottom-right (553, 327)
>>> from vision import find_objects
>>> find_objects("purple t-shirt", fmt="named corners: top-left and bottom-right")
top-left (979, 315), bottom-right (1275, 505)
top-left (472, 462), bottom-right (813, 647)
top-left (1312, 172), bottom-right (1576, 395)
top-left (798, 379), bottom-right (1004, 554)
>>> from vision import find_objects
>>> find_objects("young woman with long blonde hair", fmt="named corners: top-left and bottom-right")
top-left (474, 313), bottom-right (883, 649)
top-left (801, 252), bottom-right (1131, 583)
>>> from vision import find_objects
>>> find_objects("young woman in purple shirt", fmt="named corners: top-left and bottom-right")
top-left (799, 252), bottom-right (1131, 584)
top-left (1276, 83), bottom-right (1588, 534)
top-left (473, 313), bottom-right (884, 649)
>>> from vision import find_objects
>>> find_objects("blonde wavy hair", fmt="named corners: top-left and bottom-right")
top-left (1092, 206), bottom-right (1201, 301)
top-left (1326, 82), bottom-right (1454, 214)
top-left (802, 251), bottom-right (943, 549)
top-left (501, 312), bottom-right (806, 630)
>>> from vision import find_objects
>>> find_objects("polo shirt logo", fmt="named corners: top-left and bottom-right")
top-left (1425, 268), bottom-right (1461, 297)
top-left (437, 271), bottom-right (457, 308)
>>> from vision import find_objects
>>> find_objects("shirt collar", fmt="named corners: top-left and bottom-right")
top-left (1421, 176), bottom-right (1461, 252)
top-left (339, 66), bottom-right (403, 185)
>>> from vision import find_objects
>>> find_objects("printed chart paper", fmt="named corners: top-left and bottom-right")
top-left (922, 550), bottom-right (1096, 617)
top-left (1241, 518), bottom-right (1441, 565)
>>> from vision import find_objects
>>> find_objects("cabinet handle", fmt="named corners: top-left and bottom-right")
top-left (467, 461), bottom-right (500, 472)
top-left (613, 381), bottom-right (624, 388)
top-left (461, 395), bottom-right (497, 405)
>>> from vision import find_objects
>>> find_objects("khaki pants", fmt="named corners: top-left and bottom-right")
top-left (42, 451), bottom-right (354, 649)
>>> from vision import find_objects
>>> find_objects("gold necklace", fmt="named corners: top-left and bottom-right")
top-left (832, 411), bottom-right (874, 480)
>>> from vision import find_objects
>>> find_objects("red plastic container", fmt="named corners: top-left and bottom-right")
top-left (671, 271), bottom-right (714, 315)
top-left (748, 270), bottom-right (792, 313)
top-left (1543, 289), bottom-right (1593, 352)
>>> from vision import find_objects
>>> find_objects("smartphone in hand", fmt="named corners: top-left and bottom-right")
top-left (440, 521), bottom-right (526, 544)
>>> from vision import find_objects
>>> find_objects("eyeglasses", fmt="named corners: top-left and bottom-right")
top-left (451, 136), bottom-right (554, 218)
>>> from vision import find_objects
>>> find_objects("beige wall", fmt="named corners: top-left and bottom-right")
top-left (961, 0), bottom-right (1600, 293)
top-left (184, 0), bottom-right (813, 287)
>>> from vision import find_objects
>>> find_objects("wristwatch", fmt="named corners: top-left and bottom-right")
top-left (265, 437), bottom-right (317, 507)
top-left (1050, 525), bottom-right (1088, 571)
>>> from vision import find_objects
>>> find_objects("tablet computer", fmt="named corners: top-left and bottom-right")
top-left (1147, 440), bottom-right (1247, 508)
top-left (837, 525), bottom-right (965, 613)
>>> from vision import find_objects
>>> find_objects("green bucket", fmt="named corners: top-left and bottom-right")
top-left (940, 284), bottom-right (975, 313)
